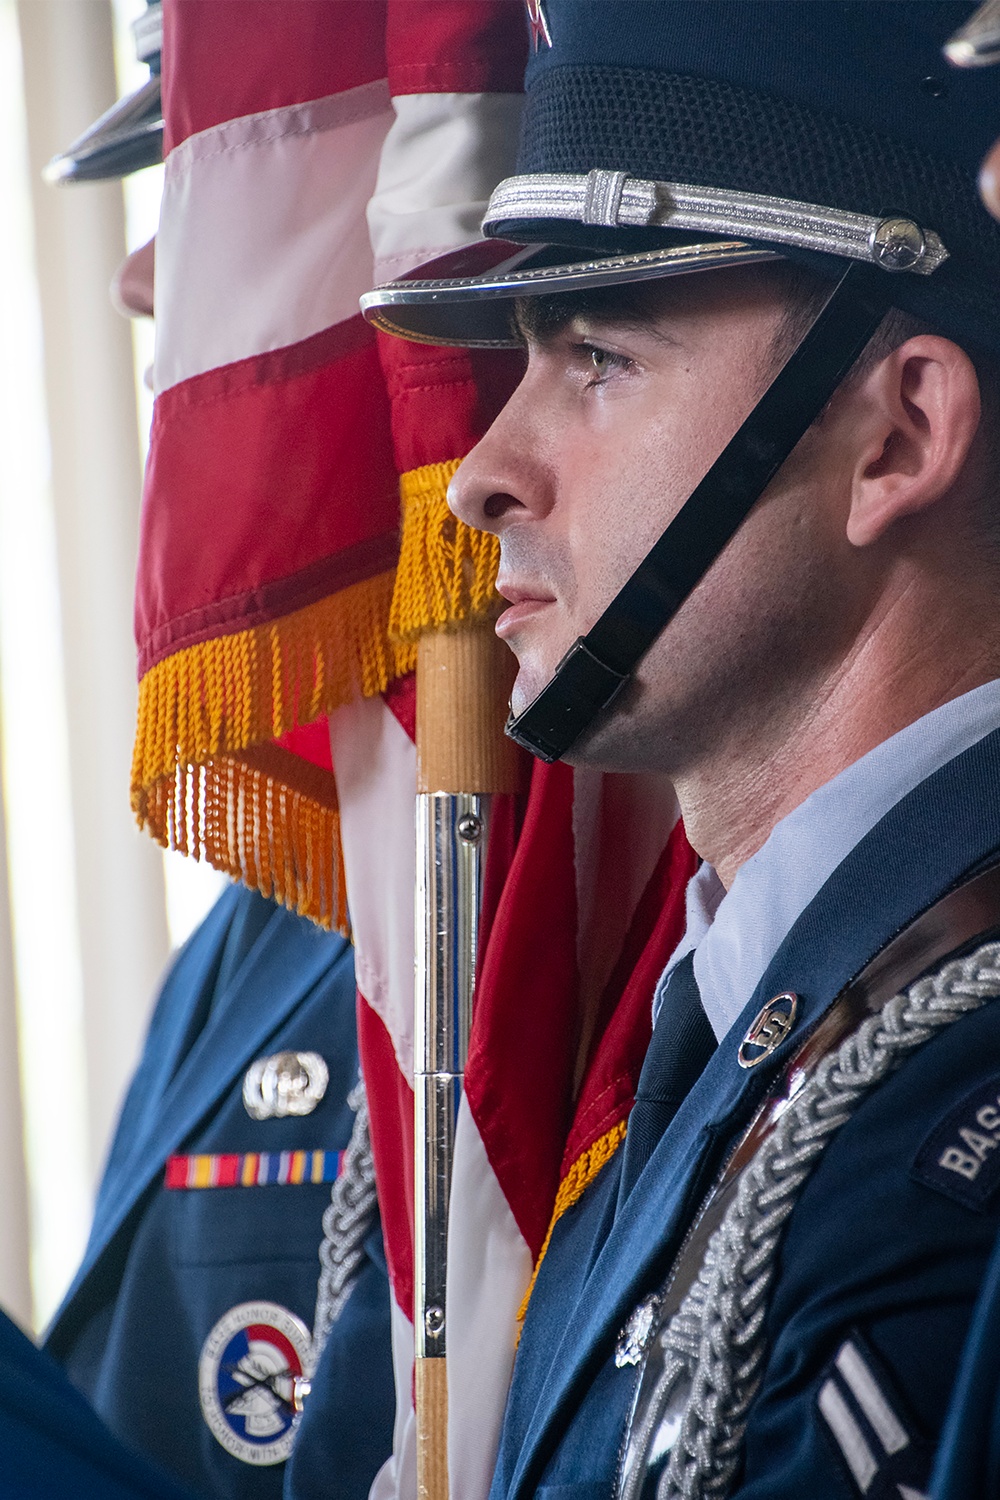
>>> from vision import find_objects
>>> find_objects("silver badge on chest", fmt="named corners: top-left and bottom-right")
top-left (243, 1051), bottom-right (329, 1120)
top-left (616, 1293), bottom-right (663, 1368)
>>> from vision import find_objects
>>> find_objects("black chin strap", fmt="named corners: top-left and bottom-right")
top-left (505, 263), bottom-right (893, 762)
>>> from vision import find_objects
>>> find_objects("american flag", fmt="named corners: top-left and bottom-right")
top-left (142, 6), bottom-right (695, 1496)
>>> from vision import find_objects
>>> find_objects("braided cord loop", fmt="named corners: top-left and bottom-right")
top-left (312, 1078), bottom-right (380, 1358)
top-left (624, 939), bottom-right (1000, 1500)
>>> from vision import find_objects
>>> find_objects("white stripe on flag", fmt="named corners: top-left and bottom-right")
top-left (329, 696), bottom-right (417, 1082)
top-left (371, 1297), bottom-right (417, 1500)
top-left (367, 91), bottom-right (523, 285)
top-left (156, 81), bottom-right (394, 393)
top-left (447, 1097), bottom-right (533, 1500)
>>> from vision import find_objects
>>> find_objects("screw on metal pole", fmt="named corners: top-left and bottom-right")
top-left (457, 812), bottom-right (483, 843)
top-left (424, 1305), bottom-right (446, 1339)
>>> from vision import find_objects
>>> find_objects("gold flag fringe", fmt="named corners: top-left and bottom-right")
top-left (131, 570), bottom-right (414, 931)
top-left (136, 746), bottom-right (349, 932)
top-left (516, 1118), bottom-right (628, 1330)
top-left (133, 571), bottom-right (413, 792)
top-left (389, 460), bottom-right (501, 642)
top-left (132, 464), bottom-right (498, 927)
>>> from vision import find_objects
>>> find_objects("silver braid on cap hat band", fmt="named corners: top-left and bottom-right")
top-left (312, 1077), bottom-right (379, 1356)
top-left (619, 940), bottom-right (1000, 1500)
top-left (483, 171), bottom-right (949, 275)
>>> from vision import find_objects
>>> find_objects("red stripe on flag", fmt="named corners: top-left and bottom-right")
top-left (378, 335), bottom-right (525, 473)
top-left (466, 761), bottom-right (581, 1260)
top-left (137, 533), bottom-right (400, 677)
top-left (275, 718), bottom-right (335, 774)
top-left (357, 992), bottom-right (415, 1324)
top-left (562, 821), bottom-right (699, 1169)
top-left (136, 331), bottom-right (399, 669)
top-left (158, 317), bottom-right (378, 410)
top-left (386, 1), bottom-right (528, 95)
top-left (162, 0), bottom-right (388, 153)
top-left (382, 672), bottom-right (417, 744)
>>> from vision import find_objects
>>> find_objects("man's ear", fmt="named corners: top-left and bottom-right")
top-left (846, 335), bottom-right (982, 548)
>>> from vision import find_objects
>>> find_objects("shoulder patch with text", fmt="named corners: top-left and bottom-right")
top-left (911, 1075), bottom-right (1000, 1211)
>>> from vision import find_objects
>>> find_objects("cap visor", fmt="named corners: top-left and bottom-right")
top-left (361, 236), bottom-right (781, 348)
top-left (45, 75), bottom-right (162, 185)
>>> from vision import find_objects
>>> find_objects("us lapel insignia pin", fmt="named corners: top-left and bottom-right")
top-left (243, 1051), bottom-right (329, 1120)
top-left (198, 1301), bottom-right (312, 1465)
top-left (737, 993), bottom-right (799, 1069)
top-left (616, 1293), bottom-right (662, 1369)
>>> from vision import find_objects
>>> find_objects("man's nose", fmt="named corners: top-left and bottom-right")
top-left (111, 235), bottom-right (155, 319)
top-left (447, 394), bottom-right (545, 534)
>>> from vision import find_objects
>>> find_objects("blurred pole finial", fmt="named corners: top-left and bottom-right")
top-left (944, 0), bottom-right (1000, 68)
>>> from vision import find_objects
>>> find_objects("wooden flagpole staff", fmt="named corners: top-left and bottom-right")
top-left (414, 620), bottom-right (522, 1500)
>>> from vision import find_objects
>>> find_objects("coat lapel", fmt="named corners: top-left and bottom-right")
top-left (86, 886), bottom-right (243, 1237)
top-left (507, 725), bottom-right (1000, 1500)
top-left (53, 901), bottom-right (347, 1324)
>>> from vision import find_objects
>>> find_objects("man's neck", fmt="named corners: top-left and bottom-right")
top-left (676, 608), bottom-right (1000, 890)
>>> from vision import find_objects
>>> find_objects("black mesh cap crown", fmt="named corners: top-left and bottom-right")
top-left (490, 0), bottom-right (1000, 357)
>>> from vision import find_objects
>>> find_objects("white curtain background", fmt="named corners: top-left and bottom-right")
top-left (0, 0), bottom-right (223, 1332)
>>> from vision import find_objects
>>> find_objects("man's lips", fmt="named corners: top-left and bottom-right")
top-left (495, 581), bottom-right (556, 640)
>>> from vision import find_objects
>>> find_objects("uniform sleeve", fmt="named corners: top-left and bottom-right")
top-left (734, 1000), bottom-right (1000, 1500)
top-left (0, 1310), bottom-right (192, 1500)
top-left (929, 1228), bottom-right (1000, 1500)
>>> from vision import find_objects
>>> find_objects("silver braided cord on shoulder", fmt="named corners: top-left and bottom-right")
top-left (312, 1077), bottom-right (380, 1359)
top-left (635, 939), bottom-right (1000, 1500)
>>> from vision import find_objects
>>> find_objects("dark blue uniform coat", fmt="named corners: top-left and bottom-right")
top-left (0, 1309), bottom-right (192, 1499)
top-left (930, 1228), bottom-right (1000, 1499)
top-left (491, 727), bottom-right (1000, 1500)
top-left (45, 885), bottom-right (395, 1500)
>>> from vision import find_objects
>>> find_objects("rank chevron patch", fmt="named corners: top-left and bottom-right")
top-left (817, 1337), bottom-right (932, 1499)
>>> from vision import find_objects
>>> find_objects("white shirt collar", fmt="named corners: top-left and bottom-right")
top-left (654, 678), bottom-right (1000, 1041)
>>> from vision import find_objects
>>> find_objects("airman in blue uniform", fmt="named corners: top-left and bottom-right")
top-left (364, 4), bottom-right (1000, 1496)
top-left (44, 882), bottom-right (394, 1500)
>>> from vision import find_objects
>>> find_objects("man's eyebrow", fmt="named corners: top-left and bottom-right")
top-left (512, 297), bottom-right (683, 349)
top-left (576, 311), bottom-right (683, 349)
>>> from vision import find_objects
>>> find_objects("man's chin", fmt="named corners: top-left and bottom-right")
top-left (508, 676), bottom-right (538, 721)
top-left (506, 653), bottom-right (558, 721)
top-left (507, 650), bottom-right (582, 719)
top-left (505, 663), bottom-right (621, 769)
top-left (515, 672), bottom-right (666, 774)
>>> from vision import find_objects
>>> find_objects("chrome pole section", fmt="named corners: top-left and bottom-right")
top-left (412, 620), bottom-right (521, 1500)
top-left (414, 792), bottom-right (485, 1369)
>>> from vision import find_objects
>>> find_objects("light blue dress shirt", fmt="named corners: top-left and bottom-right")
top-left (655, 677), bottom-right (1000, 1041)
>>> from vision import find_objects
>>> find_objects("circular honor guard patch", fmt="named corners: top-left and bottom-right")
top-left (198, 1302), bottom-right (312, 1465)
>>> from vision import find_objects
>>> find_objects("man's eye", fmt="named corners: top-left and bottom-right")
top-left (585, 344), bottom-right (631, 381)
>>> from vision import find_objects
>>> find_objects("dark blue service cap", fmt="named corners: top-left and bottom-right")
top-left (44, 0), bottom-right (163, 185)
top-left (363, 1), bottom-right (1000, 360)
